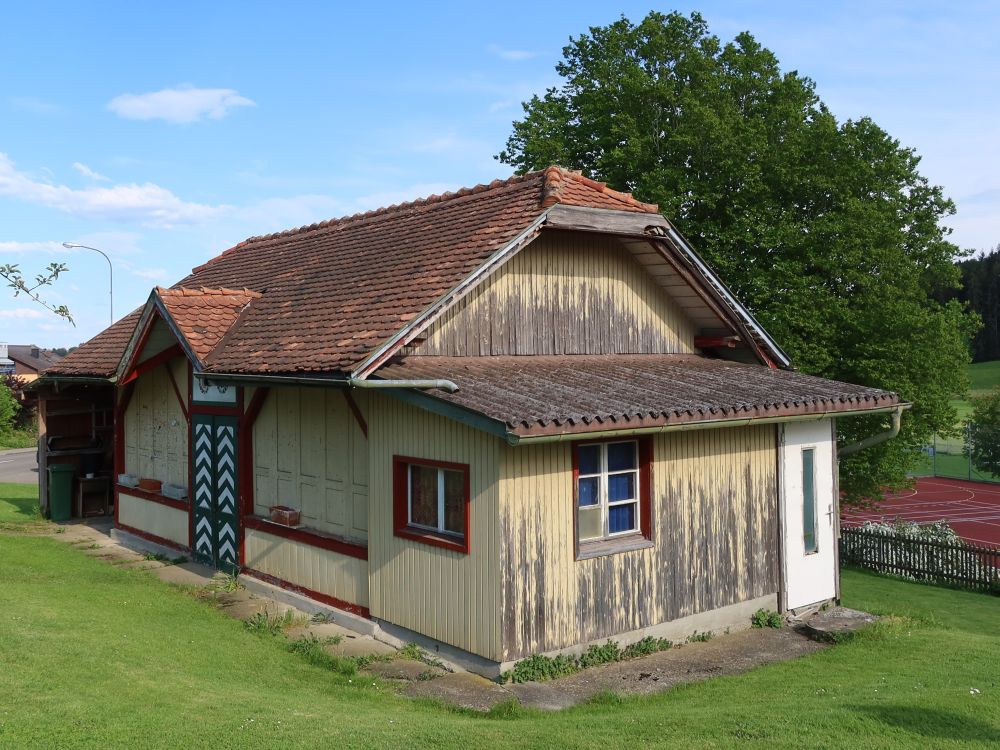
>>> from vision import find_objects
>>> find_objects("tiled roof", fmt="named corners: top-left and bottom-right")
top-left (41, 310), bottom-right (142, 378)
top-left (377, 355), bottom-right (901, 437)
top-left (7, 345), bottom-right (62, 371)
top-left (157, 287), bottom-right (260, 362)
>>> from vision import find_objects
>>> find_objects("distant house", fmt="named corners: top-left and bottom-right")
top-left (2, 344), bottom-right (63, 382)
top-left (36, 168), bottom-right (904, 676)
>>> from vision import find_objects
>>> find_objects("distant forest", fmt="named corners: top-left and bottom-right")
top-left (939, 246), bottom-right (1000, 362)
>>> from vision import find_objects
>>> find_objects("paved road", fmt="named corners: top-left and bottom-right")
top-left (0, 448), bottom-right (39, 484)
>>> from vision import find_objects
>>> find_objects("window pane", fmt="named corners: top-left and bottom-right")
top-left (578, 506), bottom-right (602, 540)
top-left (609, 502), bottom-right (637, 534)
top-left (802, 448), bottom-right (817, 553)
top-left (607, 442), bottom-right (637, 472)
top-left (608, 472), bottom-right (635, 502)
top-left (442, 468), bottom-right (465, 535)
top-left (409, 465), bottom-right (438, 528)
top-left (578, 477), bottom-right (599, 507)
top-left (578, 444), bottom-right (600, 475)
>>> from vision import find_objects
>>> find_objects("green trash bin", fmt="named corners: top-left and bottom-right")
top-left (48, 464), bottom-right (75, 522)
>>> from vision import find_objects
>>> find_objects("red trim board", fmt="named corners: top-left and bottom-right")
top-left (116, 522), bottom-right (188, 553)
top-left (242, 567), bottom-right (370, 618)
top-left (392, 454), bottom-right (470, 554)
top-left (243, 515), bottom-right (368, 561)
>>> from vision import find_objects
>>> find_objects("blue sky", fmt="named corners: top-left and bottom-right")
top-left (1, 1), bottom-right (997, 348)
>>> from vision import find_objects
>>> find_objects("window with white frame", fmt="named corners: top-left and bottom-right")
top-left (576, 440), bottom-right (641, 541)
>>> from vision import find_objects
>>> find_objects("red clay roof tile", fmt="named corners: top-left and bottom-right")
top-left (41, 168), bottom-right (659, 378)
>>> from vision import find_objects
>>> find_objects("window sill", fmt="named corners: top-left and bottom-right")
top-left (394, 525), bottom-right (468, 554)
top-left (243, 515), bottom-right (368, 560)
top-left (116, 483), bottom-right (188, 511)
top-left (576, 534), bottom-right (653, 561)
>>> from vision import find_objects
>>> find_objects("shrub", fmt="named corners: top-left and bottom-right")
top-left (0, 384), bottom-right (18, 435)
top-left (751, 609), bottom-right (784, 629)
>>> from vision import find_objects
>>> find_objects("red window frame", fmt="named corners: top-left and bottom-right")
top-left (392, 455), bottom-right (470, 554)
top-left (572, 436), bottom-right (653, 548)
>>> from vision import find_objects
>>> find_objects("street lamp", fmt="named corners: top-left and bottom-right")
top-left (61, 242), bottom-right (114, 325)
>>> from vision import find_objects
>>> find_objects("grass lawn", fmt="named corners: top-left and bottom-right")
top-left (968, 359), bottom-right (1000, 395)
top-left (1, 483), bottom-right (998, 748)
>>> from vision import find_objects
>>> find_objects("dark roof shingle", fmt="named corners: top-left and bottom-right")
top-left (377, 355), bottom-right (901, 437)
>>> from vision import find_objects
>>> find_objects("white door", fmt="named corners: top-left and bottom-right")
top-left (780, 420), bottom-right (837, 610)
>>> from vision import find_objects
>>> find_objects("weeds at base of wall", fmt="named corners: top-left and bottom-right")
top-left (686, 631), bottom-right (713, 643)
top-left (750, 608), bottom-right (784, 629)
top-left (500, 636), bottom-right (676, 684)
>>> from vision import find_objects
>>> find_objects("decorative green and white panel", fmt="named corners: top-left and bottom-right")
top-left (191, 414), bottom-right (239, 571)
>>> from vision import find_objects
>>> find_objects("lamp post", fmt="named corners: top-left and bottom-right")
top-left (61, 242), bottom-right (114, 325)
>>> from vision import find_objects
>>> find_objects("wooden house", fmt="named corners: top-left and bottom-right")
top-left (37, 167), bottom-right (903, 676)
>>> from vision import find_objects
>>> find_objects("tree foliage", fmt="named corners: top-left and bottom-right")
top-left (937, 246), bottom-right (1000, 363)
top-left (499, 11), bottom-right (979, 502)
top-left (0, 262), bottom-right (73, 324)
top-left (967, 388), bottom-right (1000, 477)
top-left (0, 383), bottom-right (18, 435)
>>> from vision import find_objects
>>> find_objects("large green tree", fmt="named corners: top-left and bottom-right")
top-left (499, 11), bottom-right (978, 502)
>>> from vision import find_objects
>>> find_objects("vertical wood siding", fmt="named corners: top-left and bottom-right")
top-left (416, 231), bottom-right (697, 356)
top-left (118, 491), bottom-right (188, 546)
top-left (244, 527), bottom-right (369, 607)
top-left (367, 394), bottom-right (502, 660)
top-left (252, 387), bottom-right (369, 542)
top-left (123, 358), bottom-right (188, 487)
top-left (499, 425), bottom-right (778, 660)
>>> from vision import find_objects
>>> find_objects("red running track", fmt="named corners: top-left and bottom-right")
top-left (842, 477), bottom-right (1000, 547)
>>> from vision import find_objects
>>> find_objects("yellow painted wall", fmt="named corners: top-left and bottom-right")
top-left (499, 425), bottom-right (778, 660)
top-left (417, 231), bottom-right (697, 356)
top-left (118, 492), bottom-right (188, 547)
top-left (244, 528), bottom-right (369, 608)
top-left (123, 357), bottom-right (188, 488)
top-left (252, 387), bottom-right (369, 542)
top-left (367, 394), bottom-right (503, 660)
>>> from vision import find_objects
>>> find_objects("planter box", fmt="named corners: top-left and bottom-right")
top-left (269, 505), bottom-right (301, 526)
top-left (138, 478), bottom-right (162, 493)
top-left (162, 483), bottom-right (188, 501)
top-left (118, 473), bottom-right (139, 488)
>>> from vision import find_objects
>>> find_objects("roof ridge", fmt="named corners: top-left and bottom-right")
top-left (159, 286), bottom-right (261, 299)
top-left (238, 171), bottom-right (543, 245)
top-left (541, 166), bottom-right (659, 213)
top-left (190, 166), bottom-right (658, 275)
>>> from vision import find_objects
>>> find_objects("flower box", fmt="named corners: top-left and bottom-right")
top-left (162, 483), bottom-right (188, 500)
top-left (269, 505), bottom-right (301, 526)
top-left (118, 473), bottom-right (139, 488)
top-left (138, 478), bottom-right (162, 493)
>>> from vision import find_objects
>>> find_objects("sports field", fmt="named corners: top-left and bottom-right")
top-left (843, 477), bottom-right (1000, 547)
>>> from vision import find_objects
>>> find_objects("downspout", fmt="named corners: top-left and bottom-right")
top-left (347, 377), bottom-right (458, 393)
top-left (837, 405), bottom-right (906, 458)
top-left (192, 370), bottom-right (458, 393)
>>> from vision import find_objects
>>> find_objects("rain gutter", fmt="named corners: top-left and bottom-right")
top-left (837, 404), bottom-right (907, 458)
top-left (506, 403), bottom-right (909, 446)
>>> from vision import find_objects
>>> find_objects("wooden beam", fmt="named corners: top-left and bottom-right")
top-left (544, 204), bottom-right (670, 235)
top-left (120, 344), bottom-right (183, 385)
top-left (165, 364), bottom-right (189, 422)
top-left (342, 389), bottom-right (368, 439)
top-left (695, 335), bottom-right (740, 349)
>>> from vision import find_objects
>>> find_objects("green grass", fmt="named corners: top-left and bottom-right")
top-left (0, 428), bottom-right (36, 449)
top-left (968, 360), bottom-right (1000, 395)
top-left (1, 483), bottom-right (999, 748)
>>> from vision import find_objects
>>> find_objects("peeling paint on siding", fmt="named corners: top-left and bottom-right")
top-left (417, 231), bottom-right (697, 357)
top-left (499, 425), bottom-right (778, 660)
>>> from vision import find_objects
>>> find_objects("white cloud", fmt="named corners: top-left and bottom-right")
top-left (487, 44), bottom-right (536, 61)
top-left (9, 97), bottom-right (60, 115)
top-left (0, 153), bottom-right (223, 227)
top-left (130, 267), bottom-right (170, 282)
top-left (0, 240), bottom-right (68, 255)
top-left (107, 85), bottom-right (255, 124)
top-left (0, 308), bottom-right (48, 320)
top-left (72, 162), bottom-right (110, 182)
